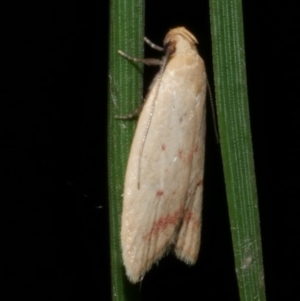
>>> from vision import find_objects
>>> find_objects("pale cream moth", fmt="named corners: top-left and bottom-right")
top-left (119, 27), bottom-right (207, 283)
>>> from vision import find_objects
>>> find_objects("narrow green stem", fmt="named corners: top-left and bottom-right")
top-left (209, 1), bottom-right (266, 300)
top-left (108, 0), bottom-right (144, 300)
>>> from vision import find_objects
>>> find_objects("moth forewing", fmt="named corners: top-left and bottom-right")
top-left (175, 90), bottom-right (206, 263)
top-left (120, 27), bottom-right (206, 283)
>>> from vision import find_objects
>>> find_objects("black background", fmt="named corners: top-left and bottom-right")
top-left (1, 1), bottom-right (278, 300)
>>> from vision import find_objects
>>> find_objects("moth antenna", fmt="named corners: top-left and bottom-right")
top-left (137, 53), bottom-right (169, 189)
top-left (207, 80), bottom-right (219, 144)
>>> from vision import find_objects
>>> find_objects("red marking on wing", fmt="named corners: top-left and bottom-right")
top-left (143, 206), bottom-right (183, 240)
top-left (156, 190), bottom-right (164, 198)
top-left (161, 144), bottom-right (166, 151)
top-left (196, 179), bottom-right (203, 187)
top-left (178, 148), bottom-right (194, 164)
top-left (178, 149), bottom-right (184, 159)
top-left (184, 210), bottom-right (193, 222)
top-left (193, 145), bottom-right (199, 153)
top-left (188, 179), bottom-right (203, 197)
top-left (187, 149), bottom-right (194, 163)
top-left (183, 209), bottom-right (200, 230)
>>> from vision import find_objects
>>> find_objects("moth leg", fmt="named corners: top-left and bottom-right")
top-left (115, 103), bottom-right (144, 119)
top-left (118, 50), bottom-right (162, 66)
top-left (143, 37), bottom-right (164, 52)
top-left (116, 47), bottom-right (161, 119)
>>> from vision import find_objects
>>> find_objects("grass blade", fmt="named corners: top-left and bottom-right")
top-left (209, 1), bottom-right (266, 300)
top-left (108, 0), bottom-right (144, 300)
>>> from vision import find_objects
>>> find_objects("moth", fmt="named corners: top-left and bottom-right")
top-left (119, 27), bottom-right (207, 283)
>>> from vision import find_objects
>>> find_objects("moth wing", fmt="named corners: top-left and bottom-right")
top-left (174, 93), bottom-right (206, 264)
top-left (121, 54), bottom-right (206, 283)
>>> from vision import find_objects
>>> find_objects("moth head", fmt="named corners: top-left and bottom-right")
top-left (163, 27), bottom-right (198, 56)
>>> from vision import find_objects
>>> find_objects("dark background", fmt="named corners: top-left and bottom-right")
top-left (1, 1), bottom-right (278, 300)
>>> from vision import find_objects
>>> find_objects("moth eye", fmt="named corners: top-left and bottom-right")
top-left (164, 41), bottom-right (176, 56)
top-left (163, 42), bottom-right (170, 52)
